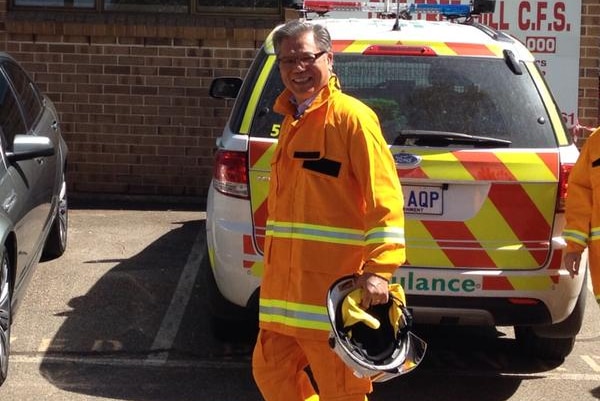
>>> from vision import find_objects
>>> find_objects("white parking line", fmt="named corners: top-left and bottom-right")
top-left (9, 354), bottom-right (600, 382)
top-left (11, 354), bottom-right (249, 369)
top-left (145, 228), bottom-right (206, 365)
top-left (581, 355), bottom-right (600, 372)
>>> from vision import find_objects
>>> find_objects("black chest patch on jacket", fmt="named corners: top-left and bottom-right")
top-left (302, 158), bottom-right (341, 177)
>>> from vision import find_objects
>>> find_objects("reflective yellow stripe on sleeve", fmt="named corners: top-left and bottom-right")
top-left (259, 298), bottom-right (331, 331)
top-left (266, 220), bottom-right (405, 246)
top-left (563, 228), bottom-right (589, 247)
top-left (365, 226), bottom-right (406, 245)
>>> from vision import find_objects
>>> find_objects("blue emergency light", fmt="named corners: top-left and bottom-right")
top-left (408, 0), bottom-right (496, 19)
top-left (296, 0), bottom-right (496, 20)
top-left (409, 3), bottom-right (471, 18)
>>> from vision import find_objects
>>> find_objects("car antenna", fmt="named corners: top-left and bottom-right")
top-left (392, 0), bottom-right (413, 31)
top-left (392, 0), bottom-right (402, 30)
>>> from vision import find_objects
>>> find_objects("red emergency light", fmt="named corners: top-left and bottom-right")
top-left (363, 45), bottom-right (438, 56)
top-left (303, 0), bottom-right (363, 12)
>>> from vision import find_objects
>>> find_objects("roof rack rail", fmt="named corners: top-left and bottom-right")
top-left (295, 0), bottom-right (496, 21)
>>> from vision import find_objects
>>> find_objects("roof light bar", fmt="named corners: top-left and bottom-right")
top-left (301, 0), bottom-right (496, 19)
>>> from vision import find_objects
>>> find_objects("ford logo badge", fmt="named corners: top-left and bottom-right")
top-left (393, 152), bottom-right (421, 169)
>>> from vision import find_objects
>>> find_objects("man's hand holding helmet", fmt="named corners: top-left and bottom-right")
top-left (356, 272), bottom-right (390, 309)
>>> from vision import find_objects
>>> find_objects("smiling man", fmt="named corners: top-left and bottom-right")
top-left (251, 20), bottom-right (407, 401)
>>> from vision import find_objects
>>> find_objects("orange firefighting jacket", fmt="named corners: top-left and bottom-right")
top-left (258, 75), bottom-right (406, 340)
top-left (563, 127), bottom-right (600, 302)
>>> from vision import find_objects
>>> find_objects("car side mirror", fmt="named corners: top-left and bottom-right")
top-left (209, 77), bottom-right (243, 99)
top-left (6, 135), bottom-right (55, 162)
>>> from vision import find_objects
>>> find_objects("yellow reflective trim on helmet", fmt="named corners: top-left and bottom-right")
top-left (240, 56), bottom-right (276, 134)
top-left (526, 62), bottom-right (569, 146)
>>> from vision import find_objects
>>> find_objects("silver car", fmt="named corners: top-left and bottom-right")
top-left (0, 52), bottom-right (68, 386)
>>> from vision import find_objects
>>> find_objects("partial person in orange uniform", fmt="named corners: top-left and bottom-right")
top-left (562, 126), bottom-right (600, 305)
top-left (251, 20), bottom-right (406, 401)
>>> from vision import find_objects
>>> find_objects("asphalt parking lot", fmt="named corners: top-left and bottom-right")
top-left (0, 197), bottom-right (599, 401)
top-left (0, 197), bottom-right (261, 400)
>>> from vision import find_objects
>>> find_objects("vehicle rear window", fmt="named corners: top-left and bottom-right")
top-left (249, 54), bottom-right (556, 148)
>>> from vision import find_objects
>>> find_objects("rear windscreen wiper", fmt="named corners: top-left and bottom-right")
top-left (393, 130), bottom-right (512, 148)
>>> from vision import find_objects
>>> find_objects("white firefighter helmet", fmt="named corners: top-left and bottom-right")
top-left (326, 275), bottom-right (427, 382)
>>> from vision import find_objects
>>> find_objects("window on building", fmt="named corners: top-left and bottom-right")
top-left (13, 1), bottom-right (95, 8)
top-left (12, 0), bottom-right (281, 13)
top-left (197, 0), bottom-right (278, 11)
top-left (104, 0), bottom-right (187, 12)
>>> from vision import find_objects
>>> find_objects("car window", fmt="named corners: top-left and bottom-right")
top-left (0, 73), bottom-right (26, 149)
top-left (2, 60), bottom-right (43, 131)
top-left (229, 49), bottom-right (269, 135)
top-left (249, 54), bottom-right (556, 148)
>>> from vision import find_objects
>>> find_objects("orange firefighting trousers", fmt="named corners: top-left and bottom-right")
top-left (252, 329), bottom-right (371, 401)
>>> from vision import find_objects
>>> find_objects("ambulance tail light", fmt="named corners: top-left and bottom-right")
top-left (213, 149), bottom-right (249, 199)
top-left (557, 162), bottom-right (573, 213)
top-left (363, 45), bottom-right (437, 56)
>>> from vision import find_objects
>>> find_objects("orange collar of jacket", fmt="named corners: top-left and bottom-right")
top-left (274, 75), bottom-right (342, 117)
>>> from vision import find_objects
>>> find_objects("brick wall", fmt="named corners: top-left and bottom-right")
top-left (579, 0), bottom-right (600, 135)
top-left (0, 5), bottom-right (278, 200)
top-left (0, 3), bottom-right (597, 201)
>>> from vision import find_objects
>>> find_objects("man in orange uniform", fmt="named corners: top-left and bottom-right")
top-left (563, 126), bottom-right (600, 305)
top-left (252, 20), bottom-right (406, 401)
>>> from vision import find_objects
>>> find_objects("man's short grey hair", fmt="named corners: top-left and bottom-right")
top-left (272, 20), bottom-right (332, 55)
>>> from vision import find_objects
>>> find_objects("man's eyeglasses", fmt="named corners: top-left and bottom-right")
top-left (277, 51), bottom-right (328, 68)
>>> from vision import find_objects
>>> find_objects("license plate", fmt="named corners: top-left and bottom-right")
top-left (402, 185), bottom-right (444, 215)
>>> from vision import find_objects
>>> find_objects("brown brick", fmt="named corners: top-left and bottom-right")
top-left (131, 85), bottom-right (158, 96)
top-left (158, 66), bottom-right (186, 77)
top-left (145, 57), bottom-right (173, 67)
top-left (104, 65), bottom-right (131, 75)
top-left (118, 55), bottom-right (145, 66)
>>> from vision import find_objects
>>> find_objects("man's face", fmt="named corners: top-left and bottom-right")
top-left (277, 30), bottom-right (332, 103)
